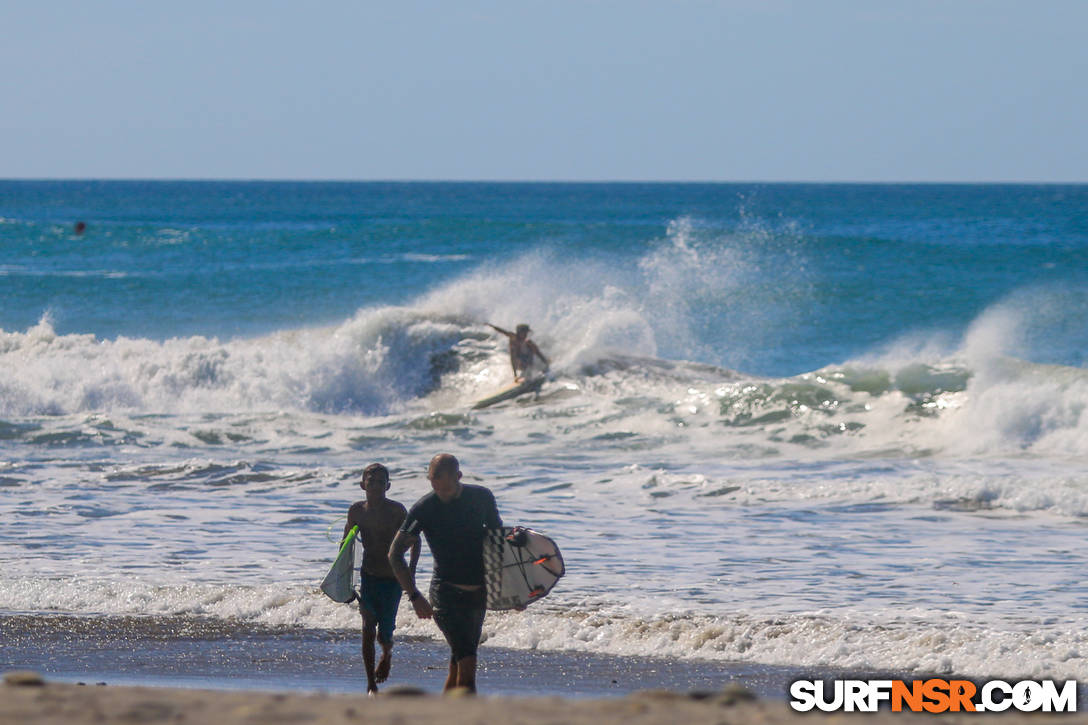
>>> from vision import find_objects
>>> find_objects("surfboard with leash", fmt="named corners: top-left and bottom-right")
top-left (320, 524), bottom-right (361, 603)
top-left (483, 526), bottom-right (565, 610)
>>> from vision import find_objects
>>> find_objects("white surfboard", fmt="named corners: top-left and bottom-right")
top-left (320, 525), bottom-right (361, 603)
top-left (472, 376), bottom-right (545, 410)
top-left (483, 526), bottom-right (564, 610)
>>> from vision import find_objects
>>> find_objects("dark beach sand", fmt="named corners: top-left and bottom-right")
top-left (3, 614), bottom-right (1083, 723)
top-left (0, 613), bottom-right (804, 698)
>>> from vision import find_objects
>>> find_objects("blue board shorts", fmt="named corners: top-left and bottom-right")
top-left (358, 573), bottom-right (403, 644)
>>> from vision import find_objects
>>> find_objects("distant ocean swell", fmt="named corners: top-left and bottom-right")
top-left (2, 297), bottom-right (1087, 461)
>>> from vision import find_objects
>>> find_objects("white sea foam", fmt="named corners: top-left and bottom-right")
top-left (3, 576), bottom-right (1085, 681)
top-left (0, 309), bottom-right (466, 417)
top-left (3, 293), bottom-right (1088, 462)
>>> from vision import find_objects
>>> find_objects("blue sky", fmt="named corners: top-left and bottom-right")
top-left (3, 1), bottom-right (1086, 181)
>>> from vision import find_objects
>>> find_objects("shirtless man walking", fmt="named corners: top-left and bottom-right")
top-left (487, 323), bottom-right (549, 382)
top-left (343, 463), bottom-right (420, 695)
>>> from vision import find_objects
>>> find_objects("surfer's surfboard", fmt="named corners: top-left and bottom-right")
top-left (472, 376), bottom-right (545, 410)
top-left (320, 525), bottom-right (360, 603)
top-left (483, 526), bottom-right (565, 610)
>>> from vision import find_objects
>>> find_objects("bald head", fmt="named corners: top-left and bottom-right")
top-left (428, 453), bottom-right (462, 502)
top-left (429, 453), bottom-right (459, 478)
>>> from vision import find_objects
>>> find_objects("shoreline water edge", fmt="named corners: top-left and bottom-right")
top-left (0, 613), bottom-right (833, 699)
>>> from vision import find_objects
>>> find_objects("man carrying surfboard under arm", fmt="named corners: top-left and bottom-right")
top-left (343, 463), bottom-right (420, 695)
top-left (388, 453), bottom-right (503, 694)
top-left (487, 323), bottom-right (549, 382)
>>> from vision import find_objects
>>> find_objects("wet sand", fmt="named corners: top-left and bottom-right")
top-left (0, 613), bottom-right (807, 698)
top-left (4, 614), bottom-right (1085, 723)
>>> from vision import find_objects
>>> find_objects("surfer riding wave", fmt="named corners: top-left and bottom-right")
top-left (487, 323), bottom-right (549, 382)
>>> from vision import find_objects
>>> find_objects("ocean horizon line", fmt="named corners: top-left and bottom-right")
top-left (2, 177), bottom-right (1086, 186)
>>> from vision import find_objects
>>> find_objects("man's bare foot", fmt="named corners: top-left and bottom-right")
top-left (376, 651), bottom-right (392, 683)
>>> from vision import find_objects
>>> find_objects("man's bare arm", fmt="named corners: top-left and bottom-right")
top-left (389, 530), bottom-right (432, 618)
top-left (341, 510), bottom-right (357, 545)
top-left (487, 323), bottom-right (514, 338)
top-left (529, 340), bottom-right (549, 368)
top-left (389, 530), bottom-right (418, 594)
top-left (409, 537), bottom-right (421, 576)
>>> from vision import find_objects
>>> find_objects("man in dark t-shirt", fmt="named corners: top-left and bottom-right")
top-left (389, 453), bottom-right (502, 693)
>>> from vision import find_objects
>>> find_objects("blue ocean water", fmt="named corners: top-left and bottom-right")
top-left (4, 182), bottom-right (1085, 374)
top-left (2, 181), bottom-right (1087, 683)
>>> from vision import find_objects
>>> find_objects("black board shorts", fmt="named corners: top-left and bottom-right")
top-left (429, 580), bottom-right (486, 662)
